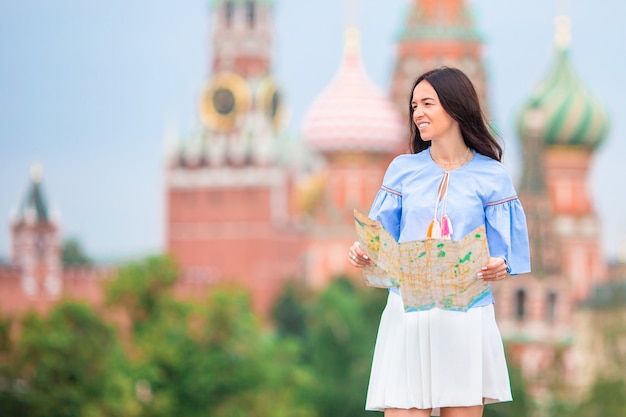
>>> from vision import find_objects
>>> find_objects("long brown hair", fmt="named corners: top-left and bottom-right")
top-left (408, 67), bottom-right (502, 161)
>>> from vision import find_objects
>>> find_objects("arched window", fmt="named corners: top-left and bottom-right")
top-left (246, 1), bottom-right (255, 28)
top-left (515, 288), bottom-right (526, 321)
top-left (225, 1), bottom-right (234, 27)
top-left (547, 291), bottom-right (557, 322)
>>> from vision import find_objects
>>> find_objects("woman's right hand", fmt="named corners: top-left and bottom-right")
top-left (348, 241), bottom-right (373, 268)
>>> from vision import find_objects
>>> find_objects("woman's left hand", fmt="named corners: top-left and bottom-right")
top-left (478, 257), bottom-right (508, 281)
top-left (348, 241), bottom-right (373, 268)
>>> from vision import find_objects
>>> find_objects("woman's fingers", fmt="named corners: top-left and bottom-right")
top-left (477, 257), bottom-right (508, 281)
top-left (348, 242), bottom-right (371, 267)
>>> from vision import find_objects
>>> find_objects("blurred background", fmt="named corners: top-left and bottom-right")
top-left (1, 0), bottom-right (625, 416)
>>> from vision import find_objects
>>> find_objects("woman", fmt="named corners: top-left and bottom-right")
top-left (348, 67), bottom-right (531, 417)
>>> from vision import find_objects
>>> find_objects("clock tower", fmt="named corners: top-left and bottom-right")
top-left (165, 0), bottom-right (303, 314)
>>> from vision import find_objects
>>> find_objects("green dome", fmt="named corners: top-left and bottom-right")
top-left (517, 48), bottom-right (609, 149)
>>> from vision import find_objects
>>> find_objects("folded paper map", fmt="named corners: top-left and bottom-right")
top-left (354, 209), bottom-right (490, 312)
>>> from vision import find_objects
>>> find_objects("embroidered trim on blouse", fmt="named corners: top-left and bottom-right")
top-left (485, 196), bottom-right (519, 207)
top-left (381, 185), bottom-right (402, 196)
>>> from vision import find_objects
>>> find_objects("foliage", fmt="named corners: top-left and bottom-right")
top-left (304, 277), bottom-right (387, 417)
top-left (105, 255), bottom-right (179, 328)
top-left (272, 282), bottom-right (309, 340)
top-left (573, 378), bottom-right (626, 416)
top-left (103, 255), bottom-right (314, 417)
top-left (2, 302), bottom-right (139, 417)
top-left (127, 287), bottom-right (314, 417)
top-left (0, 255), bottom-right (545, 417)
top-left (61, 238), bottom-right (93, 266)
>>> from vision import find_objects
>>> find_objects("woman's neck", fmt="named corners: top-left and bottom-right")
top-left (430, 140), bottom-right (469, 164)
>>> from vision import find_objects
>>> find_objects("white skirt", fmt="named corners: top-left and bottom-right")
top-left (366, 290), bottom-right (512, 416)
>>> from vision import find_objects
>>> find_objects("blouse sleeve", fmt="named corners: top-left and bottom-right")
top-left (485, 196), bottom-right (531, 275)
top-left (368, 186), bottom-right (402, 242)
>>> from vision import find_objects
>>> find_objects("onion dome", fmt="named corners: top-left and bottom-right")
top-left (517, 16), bottom-right (609, 149)
top-left (302, 27), bottom-right (405, 153)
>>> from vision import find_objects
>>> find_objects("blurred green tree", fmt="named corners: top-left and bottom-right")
top-left (0, 315), bottom-right (30, 417)
top-left (305, 277), bottom-right (386, 417)
top-left (105, 255), bottom-right (179, 330)
top-left (6, 302), bottom-right (138, 417)
top-left (573, 378), bottom-right (626, 416)
top-left (105, 255), bottom-right (313, 417)
top-left (272, 282), bottom-right (309, 340)
top-left (61, 238), bottom-right (93, 266)
top-left (126, 287), bottom-right (314, 417)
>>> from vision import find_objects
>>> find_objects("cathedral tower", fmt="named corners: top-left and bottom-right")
top-left (389, 0), bottom-right (487, 116)
top-left (301, 27), bottom-right (404, 287)
top-left (494, 15), bottom-right (610, 397)
top-left (517, 16), bottom-right (609, 302)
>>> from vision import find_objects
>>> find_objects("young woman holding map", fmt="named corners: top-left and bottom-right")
top-left (348, 67), bottom-right (531, 417)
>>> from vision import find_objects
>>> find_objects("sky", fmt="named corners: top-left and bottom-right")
top-left (1, 0), bottom-right (625, 262)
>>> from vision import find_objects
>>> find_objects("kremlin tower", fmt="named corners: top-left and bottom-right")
top-left (0, 166), bottom-right (108, 316)
top-left (165, 0), bottom-right (306, 313)
top-left (9, 165), bottom-right (62, 301)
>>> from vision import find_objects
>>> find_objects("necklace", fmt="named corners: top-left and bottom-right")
top-left (431, 147), bottom-right (471, 167)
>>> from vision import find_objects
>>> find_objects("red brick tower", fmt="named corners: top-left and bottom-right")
top-left (3, 165), bottom-right (62, 313)
top-left (11, 165), bottom-right (62, 298)
top-left (389, 0), bottom-right (488, 115)
top-left (165, 0), bottom-right (305, 314)
top-left (1, 166), bottom-right (110, 317)
top-left (301, 27), bottom-right (405, 287)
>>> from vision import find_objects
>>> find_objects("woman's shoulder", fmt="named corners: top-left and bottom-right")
top-left (468, 152), bottom-right (513, 179)
top-left (467, 152), bottom-right (517, 198)
top-left (383, 152), bottom-right (430, 191)
top-left (470, 152), bottom-right (508, 171)
top-left (390, 151), bottom-right (430, 166)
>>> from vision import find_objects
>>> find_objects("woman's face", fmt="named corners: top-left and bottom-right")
top-left (411, 80), bottom-right (458, 142)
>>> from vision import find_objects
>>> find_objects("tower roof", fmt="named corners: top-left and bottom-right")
top-left (399, 0), bottom-right (481, 41)
top-left (302, 27), bottom-right (405, 153)
top-left (17, 164), bottom-right (50, 223)
top-left (517, 17), bottom-right (609, 149)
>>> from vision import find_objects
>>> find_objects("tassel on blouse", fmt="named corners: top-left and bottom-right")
top-left (427, 218), bottom-right (441, 238)
top-left (428, 171), bottom-right (453, 240)
top-left (441, 214), bottom-right (453, 239)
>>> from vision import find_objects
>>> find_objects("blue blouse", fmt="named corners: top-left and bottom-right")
top-left (368, 149), bottom-right (531, 308)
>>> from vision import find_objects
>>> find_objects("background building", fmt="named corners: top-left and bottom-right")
top-left (0, 166), bottom-right (109, 317)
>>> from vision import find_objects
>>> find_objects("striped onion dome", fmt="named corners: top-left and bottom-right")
top-left (302, 27), bottom-right (405, 153)
top-left (517, 17), bottom-right (609, 149)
